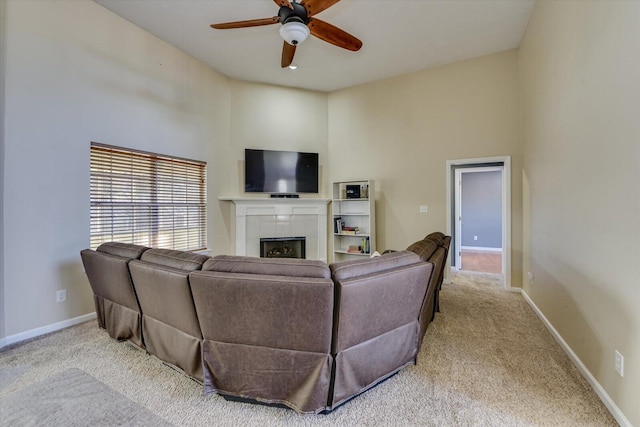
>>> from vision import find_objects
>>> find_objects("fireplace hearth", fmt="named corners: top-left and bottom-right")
top-left (260, 237), bottom-right (306, 259)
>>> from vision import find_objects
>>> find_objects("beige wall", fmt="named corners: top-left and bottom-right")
top-left (1, 0), bottom-right (328, 340)
top-left (520, 1), bottom-right (640, 424)
top-left (214, 80), bottom-right (329, 254)
top-left (2, 0), bottom-right (231, 337)
top-left (328, 50), bottom-right (522, 285)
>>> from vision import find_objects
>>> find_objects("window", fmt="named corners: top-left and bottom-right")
top-left (90, 142), bottom-right (206, 251)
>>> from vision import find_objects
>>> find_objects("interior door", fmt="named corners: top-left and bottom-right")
top-left (454, 169), bottom-right (463, 269)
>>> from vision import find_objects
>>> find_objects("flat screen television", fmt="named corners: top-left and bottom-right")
top-left (245, 149), bottom-right (319, 194)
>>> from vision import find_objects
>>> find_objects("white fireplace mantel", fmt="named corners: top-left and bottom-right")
top-left (219, 197), bottom-right (330, 263)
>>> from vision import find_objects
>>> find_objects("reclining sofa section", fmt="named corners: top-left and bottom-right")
top-left (129, 249), bottom-right (210, 382)
top-left (190, 256), bottom-right (334, 414)
top-left (329, 252), bottom-right (433, 409)
top-left (80, 242), bottom-right (149, 348)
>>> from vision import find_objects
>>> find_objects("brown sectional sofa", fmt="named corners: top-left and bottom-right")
top-left (80, 233), bottom-right (450, 414)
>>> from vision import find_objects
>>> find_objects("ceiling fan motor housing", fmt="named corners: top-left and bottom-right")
top-left (278, 3), bottom-right (309, 26)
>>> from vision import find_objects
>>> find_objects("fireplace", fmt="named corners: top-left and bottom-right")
top-left (260, 237), bottom-right (306, 259)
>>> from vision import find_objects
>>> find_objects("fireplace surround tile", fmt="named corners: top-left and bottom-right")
top-left (221, 198), bottom-right (330, 263)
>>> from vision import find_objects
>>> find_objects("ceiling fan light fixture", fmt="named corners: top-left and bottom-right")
top-left (279, 21), bottom-right (309, 46)
top-left (288, 63), bottom-right (298, 70)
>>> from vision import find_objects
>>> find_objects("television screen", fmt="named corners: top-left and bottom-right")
top-left (245, 149), bottom-right (319, 194)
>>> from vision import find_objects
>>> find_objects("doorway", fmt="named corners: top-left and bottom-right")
top-left (455, 167), bottom-right (503, 273)
top-left (446, 156), bottom-right (511, 289)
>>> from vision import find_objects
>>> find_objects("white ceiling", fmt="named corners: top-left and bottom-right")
top-left (94, 0), bottom-right (535, 92)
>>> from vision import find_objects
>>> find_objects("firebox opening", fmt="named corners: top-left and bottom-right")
top-left (260, 237), bottom-right (306, 259)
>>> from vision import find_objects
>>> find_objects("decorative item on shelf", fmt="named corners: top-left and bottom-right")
top-left (347, 244), bottom-right (362, 253)
top-left (346, 185), bottom-right (361, 199)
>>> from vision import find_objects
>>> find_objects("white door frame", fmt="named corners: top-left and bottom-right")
top-left (454, 166), bottom-right (504, 270)
top-left (446, 156), bottom-right (512, 290)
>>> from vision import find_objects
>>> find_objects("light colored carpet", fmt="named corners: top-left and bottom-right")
top-left (0, 272), bottom-right (616, 426)
top-left (1, 368), bottom-right (173, 426)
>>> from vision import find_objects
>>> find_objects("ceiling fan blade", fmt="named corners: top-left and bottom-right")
top-left (274, 0), bottom-right (294, 10)
top-left (281, 41), bottom-right (297, 68)
top-left (308, 18), bottom-right (362, 51)
top-left (301, 0), bottom-right (340, 16)
top-left (211, 16), bottom-right (280, 30)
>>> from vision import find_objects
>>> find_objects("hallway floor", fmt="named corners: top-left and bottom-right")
top-left (460, 249), bottom-right (502, 274)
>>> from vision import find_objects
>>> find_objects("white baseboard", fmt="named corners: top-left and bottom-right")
top-left (520, 290), bottom-right (631, 427)
top-left (0, 312), bottom-right (97, 350)
top-left (461, 246), bottom-right (503, 252)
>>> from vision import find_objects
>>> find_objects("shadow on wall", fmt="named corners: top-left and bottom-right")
top-left (58, 260), bottom-right (94, 315)
top-left (375, 180), bottom-right (406, 252)
top-left (529, 257), bottom-right (632, 414)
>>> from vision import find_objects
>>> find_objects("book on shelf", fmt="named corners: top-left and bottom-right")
top-left (341, 226), bottom-right (359, 235)
top-left (361, 237), bottom-right (370, 254)
top-left (334, 217), bottom-right (343, 233)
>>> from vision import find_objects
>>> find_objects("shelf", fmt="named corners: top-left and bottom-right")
top-left (333, 213), bottom-right (368, 216)
top-left (335, 250), bottom-right (371, 256)
top-left (333, 198), bottom-right (369, 202)
top-left (334, 233), bottom-right (370, 237)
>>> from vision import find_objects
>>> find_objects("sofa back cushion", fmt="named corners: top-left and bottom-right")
top-left (425, 231), bottom-right (445, 241)
top-left (406, 239), bottom-right (438, 262)
top-left (424, 233), bottom-right (444, 247)
top-left (329, 252), bottom-right (432, 353)
top-left (128, 261), bottom-right (203, 338)
top-left (330, 251), bottom-right (420, 281)
top-left (140, 248), bottom-right (209, 271)
top-left (203, 255), bottom-right (330, 279)
top-left (96, 242), bottom-right (148, 260)
top-left (190, 271), bottom-right (334, 353)
top-left (81, 249), bottom-right (140, 311)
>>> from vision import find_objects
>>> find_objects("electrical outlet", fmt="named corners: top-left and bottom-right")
top-left (473, 235), bottom-right (478, 241)
top-left (615, 350), bottom-right (624, 377)
top-left (419, 205), bottom-right (428, 213)
top-left (56, 289), bottom-right (67, 303)
top-left (528, 272), bottom-right (534, 285)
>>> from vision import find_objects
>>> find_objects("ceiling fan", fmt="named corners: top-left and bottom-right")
top-left (210, 0), bottom-right (362, 68)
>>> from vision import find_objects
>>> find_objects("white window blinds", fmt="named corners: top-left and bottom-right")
top-left (90, 142), bottom-right (207, 251)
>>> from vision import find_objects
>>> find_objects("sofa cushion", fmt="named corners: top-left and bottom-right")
top-left (406, 239), bottom-right (438, 262)
top-left (202, 255), bottom-right (330, 279)
top-left (425, 231), bottom-right (445, 240)
top-left (330, 251), bottom-right (420, 281)
top-left (424, 233), bottom-right (444, 247)
top-left (96, 242), bottom-right (148, 260)
top-left (140, 248), bottom-right (209, 271)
